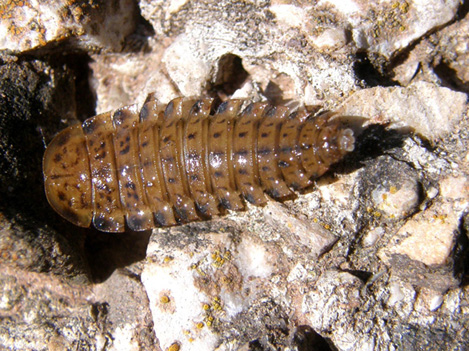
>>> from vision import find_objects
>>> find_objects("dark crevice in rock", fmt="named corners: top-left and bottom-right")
top-left (84, 229), bottom-right (152, 283)
top-left (294, 325), bottom-right (335, 351)
top-left (433, 61), bottom-right (469, 94)
top-left (353, 52), bottom-right (399, 87)
top-left (210, 53), bottom-right (249, 98)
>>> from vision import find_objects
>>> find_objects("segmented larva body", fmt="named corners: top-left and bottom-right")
top-left (43, 96), bottom-right (355, 232)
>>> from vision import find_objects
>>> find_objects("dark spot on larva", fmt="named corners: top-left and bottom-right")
top-left (211, 151), bottom-right (225, 158)
top-left (214, 171), bottom-right (223, 178)
top-left (120, 145), bottom-right (130, 155)
top-left (61, 208), bottom-right (80, 223)
top-left (119, 141), bottom-right (124, 147)
top-left (190, 175), bottom-right (199, 181)
top-left (125, 182), bottom-right (136, 190)
top-left (244, 193), bottom-right (255, 204)
top-left (197, 203), bottom-right (208, 214)
top-left (268, 188), bottom-right (281, 199)
top-left (235, 150), bottom-right (248, 157)
top-left (261, 166), bottom-right (270, 172)
top-left (168, 178), bottom-right (176, 183)
top-left (165, 101), bottom-right (174, 116)
top-left (258, 148), bottom-right (271, 156)
top-left (56, 131), bottom-right (71, 146)
top-left (265, 106), bottom-right (277, 117)
top-left (154, 211), bottom-right (167, 226)
top-left (140, 105), bottom-right (149, 121)
top-left (94, 215), bottom-right (114, 230)
top-left (188, 133), bottom-right (196, 139)
top-left (127, 215), bottom-right (146, 230)
top-left (219, 197), bottom-right (231, 209)
top-left (162, 136), bottom-right (170, 143)
top-left (187, 152), bottom-right (200, 160)
top-left (106, 195), bottom-right (113, 203)
top-left (54, 153), bottom-right (62, 163)
top-left (213, 132), bottom-right (221, 138)
top-left (142, 141), bottom-right (149, 147)
top-left (289, 182), bottom-right (300, 190)
top-left (261, 132), bottom-right (269, 138)
top-left (217, 101), bottom-right (228, 114)
top-left (282, 133), bottom-right (288, 138)
top-left (191, 101), bottom-right (202, 114)
top-left (94, 151), bottom-right (106, 160)
top-left (238, 168), bottom-right (248, 175)
top-left (113, 110), bottom-right (124, 125)
top-left (175, 207), bottom-right (188, 222)
top-left (280, 146), bottom-right (292, 154)
top-left (278, 161), bottom-right (289, 168)
top-left (238, 132), bottom-right (247, 138)
top-left (163, 156), bottom-right (174, 163)
top-left (125, 136), bottom-right (130, 142)
top-left (58, 191), bottom-right (66, 201)
top-left (243, 103), bottom-right (254, 115)
top-left (82, 120), bottom-right (96, 135)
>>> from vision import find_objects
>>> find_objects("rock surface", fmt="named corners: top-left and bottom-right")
top-left (1, 0), bottom-right (468, 350)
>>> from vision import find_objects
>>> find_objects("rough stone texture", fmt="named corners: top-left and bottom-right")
top-left (338, 81), bottom-right (468, 140)
top-left (1, 0), bottom-right (469, 350)
top-left (0, 0), bottom-right (141, 53)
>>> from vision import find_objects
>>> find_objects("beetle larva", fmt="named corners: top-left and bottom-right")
top-left (43, 96), bottom-right (355, 232)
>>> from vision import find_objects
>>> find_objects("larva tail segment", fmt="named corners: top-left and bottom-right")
top-left (43, 124), bottom-right (93, 228)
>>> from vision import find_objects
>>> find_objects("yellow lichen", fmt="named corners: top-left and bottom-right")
top-left (167, 342), bottom-right (180, 351)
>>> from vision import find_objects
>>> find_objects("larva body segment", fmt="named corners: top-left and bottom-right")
top-left (43, 96), bottom-right (355, 232)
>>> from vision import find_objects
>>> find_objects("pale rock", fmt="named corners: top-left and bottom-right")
top-left (141, 228), bottom-right (289, 350)
top-left (344, 0), bottom-right (461, 57)
top-left (162, 34), bottom-right (212, 97)
top-left (338, 82), bottom-right (468, 140)
top-left (263, 201), bottom-right (338, 258)
top-left (269, 4), bottom-right (307, 29)
top-left (362, 227), bottom-right (385, 247)
top-left (379, 202), bottom-right (459, 267)
top-left (386, 280), bottom-right (416, 319)
top-left (302, 270), bottom-right (363, 330)
top-left (0, 0), bottom-right (138, 52)
top-left (416, 288), bottom-right (444, 312)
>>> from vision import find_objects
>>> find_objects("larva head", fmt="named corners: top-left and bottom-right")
top-left (300, 113), bottom-right (355, 180)
top-left (43, 124), bottom-right (93, 228)
top-left (317, 119), bottom-right (355, 165)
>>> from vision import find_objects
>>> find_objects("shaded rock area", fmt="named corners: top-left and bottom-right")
top-left (0, 0), bottom-right (468, 350)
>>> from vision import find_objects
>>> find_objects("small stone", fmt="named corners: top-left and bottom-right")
top-left (362, 227), bottom-right (385, 247)
top-left (371, 180), bottom-right (420, 219)
top-left (302, 270), bottom-right (363, 331)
